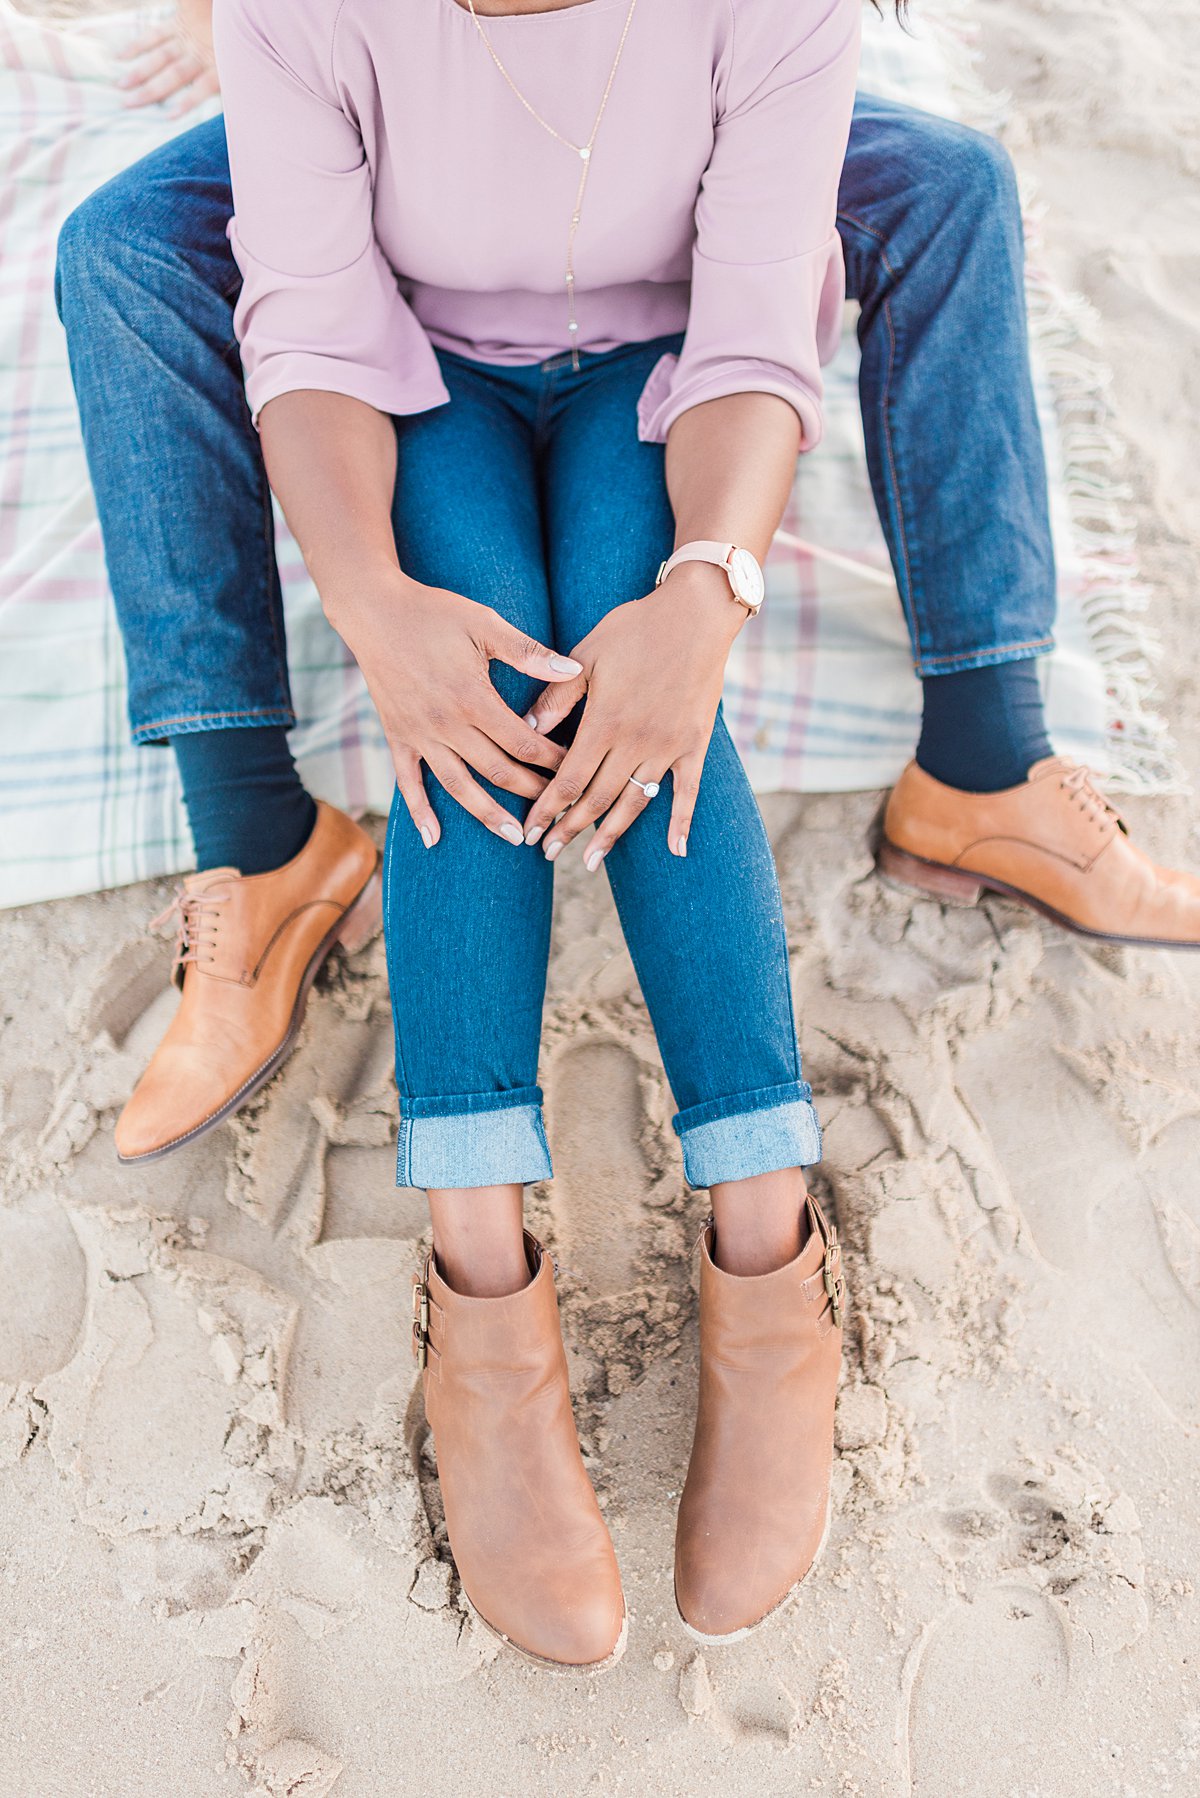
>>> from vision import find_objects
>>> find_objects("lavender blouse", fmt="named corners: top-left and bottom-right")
top-left (212, 0), bottom-right (860, 446)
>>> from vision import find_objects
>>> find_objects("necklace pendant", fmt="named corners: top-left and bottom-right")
top-left (579, 145), bottom-right (591, 161)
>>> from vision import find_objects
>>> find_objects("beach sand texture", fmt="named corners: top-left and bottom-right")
top-left (2, 1), bottom-right (1200, 1793)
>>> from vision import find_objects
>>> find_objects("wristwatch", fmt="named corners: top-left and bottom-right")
top-left (655, 540), bottom-right (766, 615)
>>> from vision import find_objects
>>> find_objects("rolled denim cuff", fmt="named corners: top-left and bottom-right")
top-left (674, 1083), bottom-right (822, 1189)
top-left (914, 637), bottom-right (1055, 678)
top-left (396, 1093), bottom-right (552, 1190)
top-left (131, 708), bottom-right (297, 747)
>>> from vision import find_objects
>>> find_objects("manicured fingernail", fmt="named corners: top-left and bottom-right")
top-left (675, 834), bottom-right (688, 857)
top-left (525, 824), bottom-right (544, 846)
top-left (420, 825), bottom-right (434, 849)
top-left (524, 710), bottom-right (542, 732)
top-left (500, 822), bottom-right (524, 845)
top-left (544, 840), bottom-right (564, 862)
top-left (548, 655), bottom-right (582, 675)
top-left (585, 846), bottom-right (606, 873)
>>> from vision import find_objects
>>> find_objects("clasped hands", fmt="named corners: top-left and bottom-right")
top-left (330, 563), bottom-right (743, 870)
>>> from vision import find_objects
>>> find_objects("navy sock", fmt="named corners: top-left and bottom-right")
top-left (916, 659), bottom-right (1053, 794)
top-left (172, 726), bottom-right (317, 875)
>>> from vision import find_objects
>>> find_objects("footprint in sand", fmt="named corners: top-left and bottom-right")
top-left (321, 1143), bottom-right (427, 1241)
top-left (985, 1463), bottom-right (1148, 1655)
top-left (544, 1037), bottom-right (654, 1298)
top-left (69, 935), bottom-right (172, 1051)
top-left (1151, 1189), bottom-right (1200, 1311)
top-left (315, 1020), bottom-right (425, 1241)
top-left (0, 1193), bottom-right (87, 1383)
top-left (903, 1582), bottom-right (1071, 1794)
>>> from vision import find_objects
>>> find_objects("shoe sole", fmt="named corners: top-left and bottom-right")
top-left (116, 858), bottom-right (383, 1165)
top-left (876, 837), bottom-right (1200, 951)
top-left (674, 1498), bottom-right (833, 1648)
top-left (466, 1596), bottom-right (629, 1676)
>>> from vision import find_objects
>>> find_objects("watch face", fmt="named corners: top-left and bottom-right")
top-left (728, 547), bottom-right (765, 609)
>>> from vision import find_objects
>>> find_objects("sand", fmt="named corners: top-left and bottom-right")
top-left (3, 1), bottom-right (1200, 1793)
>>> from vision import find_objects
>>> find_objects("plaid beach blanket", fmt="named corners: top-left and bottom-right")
top-left (0, 1), bottom-right (1170, 908)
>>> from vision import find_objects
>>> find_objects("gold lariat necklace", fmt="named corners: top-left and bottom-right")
top-left (464, 0), bottom-right (640, 370)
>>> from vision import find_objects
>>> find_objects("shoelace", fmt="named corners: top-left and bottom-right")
top-left (148, 884), bottom-right (230, 977)
top-left (1060, 763), bottom-right (1123, 833)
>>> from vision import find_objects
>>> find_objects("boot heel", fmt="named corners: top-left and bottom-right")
top-left (336, 864), bottom-right (383, 954)
top-left (876, 839), bottom-right (983, 905)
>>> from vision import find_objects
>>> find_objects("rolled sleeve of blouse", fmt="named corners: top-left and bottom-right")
top-left (212, 0), bottom-right (449, 426)
top-left (636, 0), bottom-right (861, 450)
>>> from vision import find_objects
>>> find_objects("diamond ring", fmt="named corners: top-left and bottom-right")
top-left (628, 775), bottom-right (661, 799)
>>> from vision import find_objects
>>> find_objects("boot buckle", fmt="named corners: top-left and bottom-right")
top-left (412, 1277), bottom-right (430, 1372)
top-left (822, 1235), bottom-right (845, 1330)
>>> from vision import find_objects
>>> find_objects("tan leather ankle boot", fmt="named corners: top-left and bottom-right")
top-left (674, 1196), bottom-right (845, 1644)
top-left (413, 1234), bottom-right (626, 1671)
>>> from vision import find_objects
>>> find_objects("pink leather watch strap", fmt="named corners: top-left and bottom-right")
top-left (655, 541), bottom-right (736, 586)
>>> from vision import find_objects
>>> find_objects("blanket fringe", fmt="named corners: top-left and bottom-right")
top-left (922, 3), bottom-right (1186, 795)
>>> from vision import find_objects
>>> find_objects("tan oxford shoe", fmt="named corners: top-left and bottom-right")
top-left (115, 802), bottom-right (381, 1163)
top-left (413, 1235), bottom-right (627, 1672)
top-left (674, 1197), bottom-right (845, 1645)
top-left (878, 757), bottom-right (1200, 948)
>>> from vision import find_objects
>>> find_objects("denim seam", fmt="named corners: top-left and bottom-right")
top-left (535, 361), bottom-right (557, 441)
top-left (837, 209), bottom-right (924, 663)
top-left (836, 207), bottom-right (904, 274)
top-left (133, 706), bottom-right (297, 740)
top-left (256, 441), bottom-right (291, 712)
top-left (916, 636), bottom-right (1056, 674)
top-left (382, 816), bottom-right (412, 1177)
top-left (673, 1082), bottom-right (815, 1135)
top-left (770, 876), bottom-right (803, 1088)
top-left (401, 1087), bottom-right (544, 1119)
top-left (879, 291), bottom-right (925, 664)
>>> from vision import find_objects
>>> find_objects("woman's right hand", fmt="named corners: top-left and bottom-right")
top-left (329, 571), bottom-right (581, 849)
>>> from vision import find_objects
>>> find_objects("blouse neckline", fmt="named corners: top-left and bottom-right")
top-left (434, 0), bottom-right (628, 25)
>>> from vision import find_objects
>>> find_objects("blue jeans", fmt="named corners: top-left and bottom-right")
top-left (54, 91), bottom-right (1057, 750)
top-left (382, 338), bottom-right (818, 1188)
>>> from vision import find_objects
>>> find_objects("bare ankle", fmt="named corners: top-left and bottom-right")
top-left (709, 1168), bottom-right (810, 1278)
top-left (427, 1183), bottom-right (530, 1298)
top-left (436, 1241), bottom-right (531, 1299)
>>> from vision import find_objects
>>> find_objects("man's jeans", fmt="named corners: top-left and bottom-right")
top-left (383, 335), bottom-right (819, 1190)
top-left (54, 91), bottom-right (1057, 746)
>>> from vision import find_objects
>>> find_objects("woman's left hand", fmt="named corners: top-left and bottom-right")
top-left (521, 564), bottom-right (745, 867)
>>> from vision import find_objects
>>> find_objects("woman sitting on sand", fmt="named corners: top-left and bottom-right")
top-left (209, 0), bottom-right (857, 1667)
